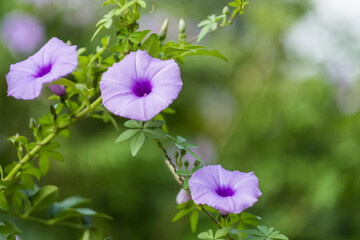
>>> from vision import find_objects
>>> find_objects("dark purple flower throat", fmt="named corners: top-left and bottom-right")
top-left (36, 64), bottom-right (52, 78)
top-left (132, 80), bottom-right (152, 97)
top-left (216, 186), bottom-right (235, 197)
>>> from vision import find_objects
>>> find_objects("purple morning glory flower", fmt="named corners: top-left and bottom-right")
top-left (6, 37), bottom-right (78, 100)
top-left (176, 189), bottom-right (191, 205)
top-left (1, 11), bottom-right (45, 54)
top-left (188, 165), bottom-right (262, 215)
top-left (100, 50), bottom-right (182, 121)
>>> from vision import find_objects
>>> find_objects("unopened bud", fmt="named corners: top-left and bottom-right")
top-left (49, 85), bottom-right (66, 96)
top-left (222, 6), bottom-right (229, 15)
top-left (184, 160), bottom-right (189, 169)
top-left (178, 18), bottom-right (185, 34)
top-left (29, 118), bottom-right (36, 129)
top-left (180, 149), bottom-right (186, 157)
top-left (159, 18), bottom-right (169, 41)
top-left (194, 159), bottom-right (201, 167)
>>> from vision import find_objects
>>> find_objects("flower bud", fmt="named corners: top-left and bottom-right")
top-left (222, 6), bottom-right (229, 15)
top-left (184, 159), bottom-right (189, 169)
top-left (194, 159), bottom-right (201, 167)
top-left (49, 85), bottom-right (66, 96)
top-left (159, 18), bottom-right (169, 41)
top-left (178, 18), bottom-right (185, 34)
top-left (29, 118), bottom-right (36, 129)
top-left (174, 150), bottom-right (179, 159)
top-left (180, 149), bottom-right (186, 157)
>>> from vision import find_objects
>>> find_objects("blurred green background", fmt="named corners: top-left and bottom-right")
top-left (1, 0), bottom-right (360, 239)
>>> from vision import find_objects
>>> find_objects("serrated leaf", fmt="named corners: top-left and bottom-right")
top-left (124, 120), bottom-right (143, 128)
top-left (130, 132), bottom-right (145, 156)
top-left (215, 227), bottom-right (232, 238)
top-left (190, 210), bottom-right (199, 233)
top-left (115, 129), bottom-right (141, 143)
top-left (0, 192), bottom-right (9, 213)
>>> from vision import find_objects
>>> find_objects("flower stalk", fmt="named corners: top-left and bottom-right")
top-left (3, 96), bottom-right (103, 182)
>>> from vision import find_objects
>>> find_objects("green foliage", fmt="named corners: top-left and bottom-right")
top-left (116, 120), bottom-right (166, 156)
top-left (198, 228), bottom-right (232, 240)
top-left (242, 226), bottom-right (288, 240)
top-left (0, 192), bottom-right (9, 213)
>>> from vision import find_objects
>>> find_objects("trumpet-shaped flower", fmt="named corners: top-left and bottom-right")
top-left (188, 165), bottom-right (261, 215)
top-left (6, 37), bottom-right (77, 100)
top-left (100, 50), bottom-right (182, 121)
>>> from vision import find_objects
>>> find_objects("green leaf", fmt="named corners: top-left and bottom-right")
top-left (23, 166), bottom-right (41, 180)
top-left (184, 49), bottom-right (228, 62)
top-left (0, 221), bottom-right (16, 236)
top-left (143, 120), bottom-right (165, 128)
top-left (197, 25), bottom-right (211, 42)
top-left (241, 229), bottom-right (265, 237)
top-left (124, 120), bottom-right (143, 128)
top-left (172, 207), bottom-right (193, 222)
top-left (12, 193), bottom-right (22, 213)
top-left (0, 192), bottom-right (9, 213)
top-left (238, 212), bottom-right (261, 226)
top-left (50, 196), bottom-right (90, 216)
top-left (175, 170), bottom-right (192, 176)
top-left (198, 229), bottom-right (214, 240)
top-left (162, 107), bottom-right (175, 114)
top-left (257, 225), bottom-right (268, 235)
top-left (189, 210), bottom-right (199, 233)
top-left (130, 132), bottom-right (145, 156)
top-left (143, 128), bottom-right (166, 139)
top-left (48, 78), bottom-right (76, 88)
top-left (115, 129), bottom-right (141, 143)
top-left (141, 34), bottom-right (160, 57)
top-left (271, 234), bottom-right (288, 240)
top-left (215, 227), bottom-right (232, 238)
top-left (46, 150), bottom-right (64, 161)
top-left (21, 175), bottom-right (34, 189)
top-left (28, 185), bottom-right (59, 213)
top-left (135, 0), bottom-right (146, 8)
top-left (228, 1), bottom-right (240, 7)
top-left (91, 24), bottom-right (105, 42)
top-left (115, 0), bottom-right (136, 16)
top-left (129, 30), bottom-right (150, 44)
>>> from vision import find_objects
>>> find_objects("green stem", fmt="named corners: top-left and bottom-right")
top-left (3, 96), bottom-right (103, 182)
